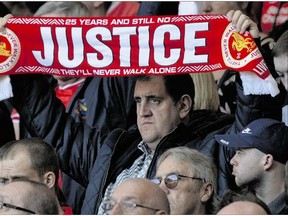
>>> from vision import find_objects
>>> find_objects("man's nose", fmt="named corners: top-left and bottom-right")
top-left (138, 101), bottom-right (151, 117)
top-left (230, 155), bottom-right (237, 166)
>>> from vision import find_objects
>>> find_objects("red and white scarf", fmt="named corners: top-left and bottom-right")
top-left (0, 14), bottom-right (279, 99)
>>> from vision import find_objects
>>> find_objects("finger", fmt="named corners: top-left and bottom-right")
top-left (231, 10), bottom-right (244, 29)
top-left (0, 14), bottom-right (13, 33)
top-left (239, 19), bottom-right (251, 34)
top-left (236, 14), bottom-right (249, 33)
top-left (226, 10), bottom-right (235, 22)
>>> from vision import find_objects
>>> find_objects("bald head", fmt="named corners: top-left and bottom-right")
top-left (217, 201), bottom-right (269, 215)
top-left (108, 178), bottom-right (170, 215)
top-left (0, 180), bottom-right (59, 214)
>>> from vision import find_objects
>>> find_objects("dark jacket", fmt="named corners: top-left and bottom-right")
top-left (0, 101), bottom-right (15, 146)
top-left (57, 76), bottom-right (137, 214)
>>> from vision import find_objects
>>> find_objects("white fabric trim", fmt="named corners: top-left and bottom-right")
top-left (178, 1), bottom-right (199, 15)
top-left (240, 72), bottom-right (279, 97)
top-left (0, 75), bottom-right (13, 100)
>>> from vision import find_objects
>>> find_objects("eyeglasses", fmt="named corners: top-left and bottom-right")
top-left (102, 200), bottom-right (160, 214)
top-left (0, 201), bottom-right (36, 214)
top-left (152, 173), bottom-right (206, 189)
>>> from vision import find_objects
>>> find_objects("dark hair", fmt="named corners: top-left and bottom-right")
top-left (136, 74), bottom-right (195, 105)
top-left (11, 179), bottom-right (59, 214)
top-left (0, 138), bottom-right (59, 188)
top-left (214, 189), bottom-right (271, 214)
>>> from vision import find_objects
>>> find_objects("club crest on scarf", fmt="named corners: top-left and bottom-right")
top-left (221, 23), bottom-right (267, 77)
top-left (0, 28), bottom-right (20, 73)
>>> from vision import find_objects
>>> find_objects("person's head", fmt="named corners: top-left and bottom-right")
top-left (199, 1), bottom-right (249, 15)
top-left (134, 75), bottom-right (194, 150)
top-left (215, 118), bottom-right (288, 188)
top-left (272, 30), bottom-right (288, 91)
top-left (81, 1), bottom-right (106, 17)
top-left (153, 147), bottom-right (217, 214)
top-left (34, 1), bottom-right (91, 86)
top-left (34, 1), bottom-right (90, 17)
top-left (190, 73), bottom-right (220, 111)
top-left (0, 179), bottom-right (59, 215)
top-left (102, 178), bottom-right (170, 215)
top-left (217, 201), bottom-right (269, 214)
top-left (0, 138), bottom-right (59, 193)
top-left (215, 189), bottom-right (271, 214)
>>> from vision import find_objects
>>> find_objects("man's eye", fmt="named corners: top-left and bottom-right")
top-left (0, 179), bottom-right (10, 185)
top-left (134, 98), bottom-right (141, 103)
top-left (151, 98), bottom-right (160, 104)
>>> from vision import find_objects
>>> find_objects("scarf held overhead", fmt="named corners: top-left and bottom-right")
top-left (0, 15), bottom-right (270, 78)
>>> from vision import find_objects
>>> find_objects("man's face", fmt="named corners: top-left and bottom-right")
top-left (200, 1), bottom-right (241, 14)
top-left (274, 54), bottom-right (288, 91)
top-left (107, 181), bottom-right (157, 215)
top-left (155, 156), bottom-right (202, 214)
top-left (134, 77), bottom-right (182, 150)
top-left (0, 182), bottom-right (34, 215)
top-left (0, 151), bottom-right (42, 185)
top-left (230, 148), bottom-right (265, 187)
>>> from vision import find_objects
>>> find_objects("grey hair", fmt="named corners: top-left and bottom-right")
top-left (156, 146), bottom-right (217, 192)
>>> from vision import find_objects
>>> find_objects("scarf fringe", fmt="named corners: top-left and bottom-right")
top-left (240, 72), bottom-right (279, 97)
top-left (0, 75), bottom-right (13, 101)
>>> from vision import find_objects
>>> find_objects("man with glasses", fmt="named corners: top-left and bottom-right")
top-left (153, 147), bottom-right (217, 214)
top-left (102, 178), bottom-right (170, 215)
top-left (0, 179), bottom-right (59, 214)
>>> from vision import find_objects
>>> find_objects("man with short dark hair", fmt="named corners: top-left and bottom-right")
top-left (215, 118), bottom-right (288, 214)
top-left (0, 138), bottom-right (65, 214)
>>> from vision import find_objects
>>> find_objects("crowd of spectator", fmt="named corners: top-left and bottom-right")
top-left (0, 1), bottom-right (287, 215)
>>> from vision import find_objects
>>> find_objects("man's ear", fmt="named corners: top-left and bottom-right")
top-left (178, 94), bottom-right (192, 120)
top-left (263, 154), bottom-right (274, 171)
top-left (200, 183), bottom-right (213, 203)
top-left (155, 210), bottom-right (169, 215)
top-left (43, 171), bottom-right (56, 189)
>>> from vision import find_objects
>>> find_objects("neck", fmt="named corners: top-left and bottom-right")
top-left (255, 167), bottom-right (285, 204)
top-left (186, 202), bottom-right (206, 215)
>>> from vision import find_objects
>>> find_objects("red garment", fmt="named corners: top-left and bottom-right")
top-left (62, 206), bottom-right (73, 215)
top-left (54, 80), bottom-right (84, 108)
top-left (261, 2), bottom-right (288, 34)
top-left (11, 108), bottom-right (19, 123)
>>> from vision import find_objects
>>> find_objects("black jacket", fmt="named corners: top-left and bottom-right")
top-left (0, 101), bottom-right (15, 146)
top-left (56, 76), bottom-right (137, 214)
